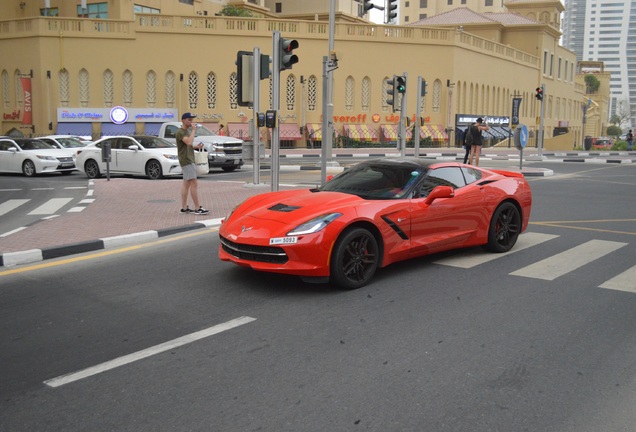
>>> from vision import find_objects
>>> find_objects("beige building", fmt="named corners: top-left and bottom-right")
top-left (0, 0), bottom-right (608, 150)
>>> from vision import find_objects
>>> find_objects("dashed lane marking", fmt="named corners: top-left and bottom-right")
top-left (44, 316), bottom-right (257, 388)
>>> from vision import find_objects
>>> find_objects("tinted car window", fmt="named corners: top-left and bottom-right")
top-left (461, 166), bottom-right (482, 184)
top-left (415, 167), bottom-right (466, 198)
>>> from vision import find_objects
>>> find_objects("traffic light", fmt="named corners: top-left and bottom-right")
top-left (236, 50), bottom-right (253, 107)
top-left (279, 37), bottom-right (299, 71)
top-left (396, 75), bottom-right (406, 94)
top-left (386, 0), bottom-right (398, 22)
top-left (386, 74), bottom-right (406, 112)
top-left (360, 0), bottom-right (374, 16)
top-left (535, 87), bottom-right (543, 101)
top-left (422, 79), bottom-right (428, 96)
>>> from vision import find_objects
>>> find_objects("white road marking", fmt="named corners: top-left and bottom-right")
top-left (600, 266), bottom-right (636, 293)
top-left (27, 198), bottom-right (73, 215)
top-left (0, 226), bottom-right (27, 238)
top-left (510, 239), bottom-right (627, 281)
top-left (0, 199), bottom-right (29, 217)
top-left (44, 316), bottom-right (257, 388)
top-left (434, 232), bottom-right (559, 268)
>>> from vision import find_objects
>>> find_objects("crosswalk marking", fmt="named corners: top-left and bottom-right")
top-left (510, 239), bottom-right (628, 281)
top-left (0, 199), bottom-right (30, 217)
top-left (27, 198), bottom-right (73, 215)
top-left (599, 266), bottom-right (636, 293)
top-left (433, 232), bottom-right (559, 268)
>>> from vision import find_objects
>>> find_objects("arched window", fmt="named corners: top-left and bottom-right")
top-left (146, 70), bottom-right (157, 107)
top-left (187, 71), bottom-right (198, 109)
top-left (165, 71), bottom-right (175, 107)
top-left (206, 72), bottom-right (216, 109)
top-left (345, 76), bottom-right (354, 110)
top-left (60, 68), bottom-right (70, 107)
top-left (123, 69), bottom-right (133, 107)
top-left (79, 68), bottom-right (89, 107)
top-left (307, 75), bottom-right (317, 111)
top-left (361, 76), bottom-right (371, 112)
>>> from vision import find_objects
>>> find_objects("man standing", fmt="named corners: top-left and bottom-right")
top-left (468, 117), bottom-right (490, 166)
top-left (176, 112), bottom-right (209, 215)
top-left (627, 130), bottom-right (633, 151)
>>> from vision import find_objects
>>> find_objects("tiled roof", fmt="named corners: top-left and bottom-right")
top-left (408, 7), bottom-right (496, 26)
top-left (408, 7), bottom-right (542, 27)
top-left (484, 12), bottom-right (543, 25)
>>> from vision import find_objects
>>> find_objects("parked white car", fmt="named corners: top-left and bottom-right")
top-left (40, 135), bottom-right (90, 151)
top-left (75, 135), bottom-right (182, 180)
top-left (0, 137), bottom-right (76, 176)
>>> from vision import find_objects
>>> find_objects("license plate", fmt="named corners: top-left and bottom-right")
top-left (269, 236), bottom-right (298, 245)
top-left (59, 163), bottom-right (74, 168)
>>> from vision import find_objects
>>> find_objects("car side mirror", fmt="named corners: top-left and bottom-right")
top-left (128, 145), bottom-right (139, 151)
top-left (424, 185), bottom-right (454, 205)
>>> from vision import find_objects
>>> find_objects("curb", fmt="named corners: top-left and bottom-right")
top-left (0, 219), bottom-right (223, 268)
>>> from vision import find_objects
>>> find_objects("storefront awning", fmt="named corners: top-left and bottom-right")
top-left (421, 124), bottom-right (448, 141)
top-left (144, 123), bottom-right (161, 136)
top-left (56, 122), bottom-right (92, 137)
top-left (227, 122), bottom-right (251, 141)
top-left (343, 124), bottom-right (378, 141)
top-left (101, 123), bottom-right (135, 137)
top-left (269, 123), bottom-right (302, 140)
top-left (381, 124), bottom-right (414, 141)
top-left (306, 123), bottom-right (322, 140)
top-left (489, 126), bottom-right (511, 139)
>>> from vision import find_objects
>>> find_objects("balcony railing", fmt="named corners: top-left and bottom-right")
top-left (0, 15), bottom-right (538, 67)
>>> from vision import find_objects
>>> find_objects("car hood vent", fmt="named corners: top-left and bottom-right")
top-left (268, 203), bottom-right (301, 212)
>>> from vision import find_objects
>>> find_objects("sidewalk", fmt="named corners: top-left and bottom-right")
top-left (0, 147), bottom-right (632, 267)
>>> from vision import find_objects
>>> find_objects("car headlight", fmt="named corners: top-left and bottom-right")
top-left (163, 154), bottom-right (178, 160)
top-left (36, 155), bottom-right (57, 161)
top-left (287, 213), bottom-right (342, 236)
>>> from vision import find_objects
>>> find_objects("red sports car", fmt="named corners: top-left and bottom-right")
top-left (219, 158), bottom-right (532, 289)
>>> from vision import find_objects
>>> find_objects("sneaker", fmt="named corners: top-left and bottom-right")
top-left (194, 207), bottom-right (209, 215)
top-left (180, 206), bottom-right (193, 214)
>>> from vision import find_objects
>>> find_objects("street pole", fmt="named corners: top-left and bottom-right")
top-left (399, 72), bottom-right (407, 157)
top-left (415, 76), bottom-right (422, 158)
top-left (271, 31), bottom-right (281, 191)
top-left (538, 83), bottom-right (545, 158)
top-left (252, 47), bottom-right (261, 185)
top-left (320, 0), bottom-right (336, 185)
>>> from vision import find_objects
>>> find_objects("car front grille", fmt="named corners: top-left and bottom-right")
top-left (224, 148), bottom-right (242, 155)
top-left (56, 156), bottom-right (75, 169)
top-left (220, 235), bottom-right (288, 264)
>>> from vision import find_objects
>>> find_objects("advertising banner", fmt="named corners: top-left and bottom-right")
top-left (20, 77), bottom-right (32, 125)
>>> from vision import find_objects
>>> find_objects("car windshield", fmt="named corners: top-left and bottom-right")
top-left (56, 137), bottom-right (85, 148)
top-left (136, 136), bottom-right (176, 148)
top-left (320, 162), bottom-right (425, 199)
top-left (194, 124), bottom-right (216, 137)
top-left (15, 139), bottom-right (54, 150)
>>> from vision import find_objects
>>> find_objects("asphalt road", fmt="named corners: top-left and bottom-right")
top-left (1, 162), bottom-right (636, 432)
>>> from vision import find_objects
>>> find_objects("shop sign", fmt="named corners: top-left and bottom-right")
top-left (57, 107), bottom-right (178, 122)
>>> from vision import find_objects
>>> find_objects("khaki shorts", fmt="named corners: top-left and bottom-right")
top-left (181, 163), bottom-right (197, 181)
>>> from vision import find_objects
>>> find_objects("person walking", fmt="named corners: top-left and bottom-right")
top-left (463, 124), bottom-right (473, 164)
top-left (627, 130), bottom-right (633, 151)
top-left (176, 112), bottom-right (209, 215)
top-left (468, 117), bottom-right (490, 166)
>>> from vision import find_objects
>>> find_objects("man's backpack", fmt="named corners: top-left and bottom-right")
top-left (464, 125), bottom-right (474, 146)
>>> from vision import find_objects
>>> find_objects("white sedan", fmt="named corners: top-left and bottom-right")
top-left (0, 137), bottom-right (76, 176)
top-left (75, 135), bottom-right (182, 180)
top-left (39, 135), bottom-right (89, 151)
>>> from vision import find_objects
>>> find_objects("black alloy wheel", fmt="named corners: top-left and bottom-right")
top-left (485, 201), bottom-right (521, 253)
top-left (330, 227), bottom-right (379, 289)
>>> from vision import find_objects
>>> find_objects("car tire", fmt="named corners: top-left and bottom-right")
top-left (484, 201), bottom-right (521, 253)
top-left (84, 159), bottom-right (101, 179)
top-left (22, 160), bottom-right (36, 177)
top-left (330, 227), bottom-right (379, 289)
top-left (221, 166), bottom-right (238, 172)
top-left (146, 160), bottom-right (163, 180)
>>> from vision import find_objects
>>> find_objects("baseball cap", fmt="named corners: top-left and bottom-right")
top-left (476, 117), bottom-right (483, 123)
top-left (181, 112), bottom-right (197, 120)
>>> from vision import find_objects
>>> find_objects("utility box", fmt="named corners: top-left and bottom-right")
top-left (242, 142), bottom-right (265, 160)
